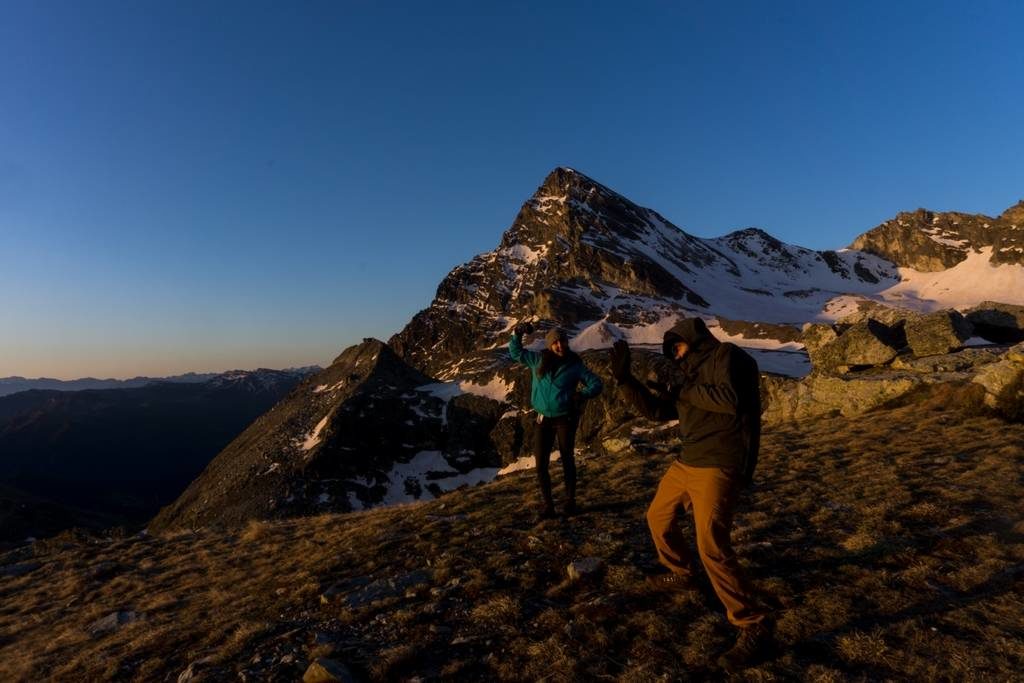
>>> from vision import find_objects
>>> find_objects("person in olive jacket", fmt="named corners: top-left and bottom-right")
top-left (609, 317), bottom-right (772, 672)
top-left (510, 324), bottom-right (602, 521)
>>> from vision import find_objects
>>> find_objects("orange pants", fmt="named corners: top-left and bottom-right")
top-left (646, 461), bottom-right (767, 628)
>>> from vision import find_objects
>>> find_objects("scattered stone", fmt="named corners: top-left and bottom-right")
top-left (601, 437), bottom-right (631, 453)
top-left (905, 311), bottom-right (973, 357)
top-left (323, 570), bottom-right (432, 609)
top-left (87, 610), bottom-right (143, 637)
top-left (567, 557), bottom-right (605, 581)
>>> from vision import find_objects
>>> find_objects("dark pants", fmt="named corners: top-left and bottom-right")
top-left (533, 414), bottom-right (577, 507)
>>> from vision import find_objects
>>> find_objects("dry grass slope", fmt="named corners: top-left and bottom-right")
top-left (1, 382), bottom-right (1022, 681)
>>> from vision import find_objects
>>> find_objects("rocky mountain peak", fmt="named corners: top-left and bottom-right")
top-left (1000, 200), bottom-right (1024, 225)
top-left (390, 168), bottom-right (897, 378)
top-left (849, 203), bottom-right (1024, 271)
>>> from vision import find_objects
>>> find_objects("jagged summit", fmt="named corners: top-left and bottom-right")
top-left (389, 167), bottom-right (897, 377)
top-left (850, 204), bottom-right (1024, 271)
top-left (1000, 199), bottom-right (1024, 225)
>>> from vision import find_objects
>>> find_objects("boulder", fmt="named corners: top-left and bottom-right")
top-left (762, 373), bottom-right (921, 422)
top-left (971, 343), bottom-right (1024, 420)
top-left (904, 311), bottom-right (973, 357)
top-left (810, 320), bottom-right (905, 373)
top-left (801, 323), bottom-right (841, 370)
top-left (965, 302), bottom-right (1024, 343)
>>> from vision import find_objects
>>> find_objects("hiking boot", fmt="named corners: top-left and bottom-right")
top-left (534, 505), bottom-right (557, 523)
top-left (644, 570), bottom-right (698, 592)
top-left (716, 620), bottom-right (774, 673)
top-left (562, 500), bottom-right (579, 518)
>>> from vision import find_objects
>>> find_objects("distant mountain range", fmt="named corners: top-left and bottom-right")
top-left (0, 367), bottom-right (321, 398)
top-left (0, 367), bottom-right (318, 542)
top-left (152, 168), bottom-right (1024, 532)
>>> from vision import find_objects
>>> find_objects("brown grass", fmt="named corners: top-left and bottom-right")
top-left (1, 381), bottom-right (1022, 681)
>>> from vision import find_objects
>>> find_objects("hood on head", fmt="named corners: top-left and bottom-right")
top-left (662, 317), bottom-right (712, 358)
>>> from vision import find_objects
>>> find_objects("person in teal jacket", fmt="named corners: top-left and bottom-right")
top-left (510, 323), bottom-right (603, 520)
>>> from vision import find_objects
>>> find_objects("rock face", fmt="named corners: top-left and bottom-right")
top-left (150, 341), bottom-right (506, 532)
top-left (904, 311), bottom-right (973, 357)
top-left (850, 205), bottom-right (1024, 271)
top-left (390, 167), bottom-right (896, 378)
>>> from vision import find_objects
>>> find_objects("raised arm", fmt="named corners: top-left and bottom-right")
top-left (610, 341), bottom-right (677, 421)
top-left (509, 330), bottom-right (541, 369)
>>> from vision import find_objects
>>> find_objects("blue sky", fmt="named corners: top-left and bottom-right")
top-left (2, 1), bottom-right (1022, 379)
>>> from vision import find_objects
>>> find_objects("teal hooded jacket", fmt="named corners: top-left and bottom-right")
top-left (509, 333), bottom-right (603, 417)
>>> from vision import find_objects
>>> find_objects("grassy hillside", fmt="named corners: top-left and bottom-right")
top-left (1, 382), bottom-right (1022, 681)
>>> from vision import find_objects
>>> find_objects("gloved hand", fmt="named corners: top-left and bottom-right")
top-left (513, 321), bottom-right (535, 337)
top-left (609, 340), bottom-right (632, 383)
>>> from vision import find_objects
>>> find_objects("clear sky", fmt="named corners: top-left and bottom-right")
top-left (2, 1), bottom-right (1022, 379)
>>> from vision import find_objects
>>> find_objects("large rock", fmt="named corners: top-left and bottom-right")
top-left (836, 300), bottom-right (918, 327)
top-left (801, 323), bottom-right (841, 370)
top-left (904, 311), bottom-right (973, 357)
top-left (762, 373), bottom-right (922, 422)
top-left (965, 302), bottom-right (1024, 343)
top-left (890, 347), bottom-right (1004, 374)
top-left (810, 320), bottom-right (905, 373)
top-left (971, 343), bottom-right (1024, 420)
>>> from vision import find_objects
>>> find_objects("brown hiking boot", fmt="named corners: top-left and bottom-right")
top-left (716, 620), bottom-right (774, 673)
top-left (644, 571), bottom-right (697, 592)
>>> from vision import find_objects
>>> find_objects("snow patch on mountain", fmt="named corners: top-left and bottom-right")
top-left (878, 247), bottom-right (1024, 310)
top-left (301, 415), bottom-right (329, 452)
top-left (351, 450), bottom-right (499, 506)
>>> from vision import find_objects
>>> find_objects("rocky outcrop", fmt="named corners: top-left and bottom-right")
top-left (972, 343), bottom-right (1024, 420)
top-left (809, 320), bottom-right (905, 373)
top-left (761, 373), bottom-right (922, 422)
top-left (850, 204), bottom-right (1024, 270)
top-left (801, 323), bottom-right (841, 369)
top-left (965, 301), bottom-right (1024, 343)
top-left (904, 311), bottom-right (973, 357)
